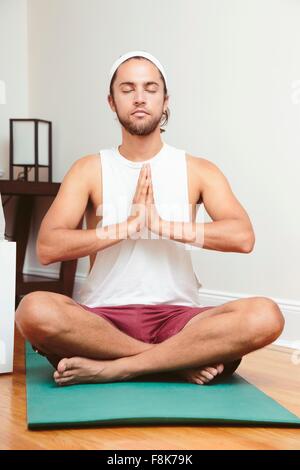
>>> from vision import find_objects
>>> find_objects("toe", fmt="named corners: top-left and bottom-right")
top-left (198, 375), bottom-right (210, 383)
top-left (57, 358), bottom-right (69, 373)
top-left (57, 357), bottom-right (80, 373)
top-left (199, 370), bottom-right (215, 381)
top-left (216, 364), bottom-right (224, 374)
top-left (54, 368), bottom-right (75, 379)
top-left (61, 369), bottom-right (78, 378)
top-left (193, 377), bottom-right (204, 385)
top-left (55, 375), bottom-right (75, 386)
top-left (203, 367), bottom-right (218, 377)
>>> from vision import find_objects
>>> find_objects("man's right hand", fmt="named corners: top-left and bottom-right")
top-left (126, 164), bottom-right (150, 238)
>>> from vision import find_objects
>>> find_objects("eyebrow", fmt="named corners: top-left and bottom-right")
top-left (118, 81), bottom-right (159, 87)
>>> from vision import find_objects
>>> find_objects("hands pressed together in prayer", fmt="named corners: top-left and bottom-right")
top-left (126, 164), bottom-right (203, 246)
top-left (127, 163), bottom-right (164, 238)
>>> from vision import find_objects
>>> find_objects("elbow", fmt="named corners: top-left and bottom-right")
top-left (37, 251), bottom-right (52, 266)
top-left (36, 242), bottom-right (53, 265)
top-left (240, 230), bottom-right (256, 253)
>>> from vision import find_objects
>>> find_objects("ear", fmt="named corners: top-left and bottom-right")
top-left (163, 94), bottom-right (169, 113)
top-left (107, 94), bottom-right (116, 112)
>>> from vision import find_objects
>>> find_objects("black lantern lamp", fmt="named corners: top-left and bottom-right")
top-left (9, 119), bottom-right (52, 182)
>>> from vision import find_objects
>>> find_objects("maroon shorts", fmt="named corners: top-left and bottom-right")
top-left (77, 303), bottom-right (215, 344)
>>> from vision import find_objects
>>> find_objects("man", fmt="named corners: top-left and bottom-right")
top-left (15, 50), bottom-right (284, 387)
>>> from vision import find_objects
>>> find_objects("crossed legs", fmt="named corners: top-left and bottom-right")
top-left (15, 292), bottom-right (154, 361)
top-left (15, 292), bottom-right (285, 386)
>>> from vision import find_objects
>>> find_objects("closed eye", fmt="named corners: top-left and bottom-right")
top-left (122, 90), bottom-right (157, 93)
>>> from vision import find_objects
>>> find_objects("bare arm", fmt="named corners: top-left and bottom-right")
top-left (36, 156), bottom-right (128, 265)
top-left (160, 158), bottom-right (255, 253)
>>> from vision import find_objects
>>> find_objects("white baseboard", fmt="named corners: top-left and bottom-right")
top-left (24, 267), bottom-right (300, 350)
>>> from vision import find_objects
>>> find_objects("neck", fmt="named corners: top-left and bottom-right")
top-left (118, 129), bottom-right (164, 162)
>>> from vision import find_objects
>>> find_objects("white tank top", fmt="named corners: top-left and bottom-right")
top-left (77, 141), bottom-right (203, 307)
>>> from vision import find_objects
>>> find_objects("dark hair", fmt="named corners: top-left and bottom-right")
top-left (109, 56), bottom-right (170, 133)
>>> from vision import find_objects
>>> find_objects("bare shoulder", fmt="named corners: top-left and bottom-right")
top-left (72, 153), bottom-right (101, 173)
top-left (68, 153), bottom-right (101, 192)
top-left (186, 153), bottom-right (221, 172)
top-left (186, 153), bottom-right (224, 183)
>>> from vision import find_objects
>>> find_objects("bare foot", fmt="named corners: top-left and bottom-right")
top-left (53, 355), bottom-right (225, 387)
top-left (175, 363), bottom-right (225, 385)
top-left (53, 356), bottom-right (130, 386)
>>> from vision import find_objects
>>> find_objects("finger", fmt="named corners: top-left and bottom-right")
top-left (138, 165), bottom-right (147, 189)
top-left (144, 166), bottom-right (150, 181)
top-left (137, 164), bottom-right (146, 184)
top-left (148, 166), bottom-right (153, 185)
top-left (140, 166), bottom-right (151, 200)
top-left (141, 173), bottom-right (150, 194)
top-left (139, 165), bottom-right (149, 188)
top-left (146, 184), bottom-right (151, 204)
top-left (147, 179), bottom-right (152, 197)
top-left (134, 165), bottom-right (148, 201)
top-left (148, 180), bottom-right (154, 202)
top-left (140, 186), bottom-right (148, 203)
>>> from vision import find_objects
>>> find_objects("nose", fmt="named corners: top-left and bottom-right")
top-left (133, 88), bottom-right (147, 105)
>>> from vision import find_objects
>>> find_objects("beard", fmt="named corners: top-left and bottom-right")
top-left (114, 105), bottom-right (164, 136)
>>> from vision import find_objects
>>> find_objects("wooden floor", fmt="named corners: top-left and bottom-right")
top-left (1, 329), bottom-right (300, 450)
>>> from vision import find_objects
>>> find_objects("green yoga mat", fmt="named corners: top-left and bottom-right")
top-left (25, 342), bottom-right (300, 429)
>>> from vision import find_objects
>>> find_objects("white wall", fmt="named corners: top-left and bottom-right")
top-left (2, 1), bottom-right (300, 322)
top-left (0, 0), bottom-right (29, 177)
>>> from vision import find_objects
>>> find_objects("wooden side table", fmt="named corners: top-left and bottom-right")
top-left (0, 180), bottom-right (83, 308)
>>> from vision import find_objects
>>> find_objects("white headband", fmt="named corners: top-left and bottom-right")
top-left (108, 50), bottom-right (168, 90)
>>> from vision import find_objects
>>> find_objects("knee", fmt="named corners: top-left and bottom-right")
top-left (15, 291), bottom-right (59, 340)
top-left (246, 297), bottom-right (285, 347)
